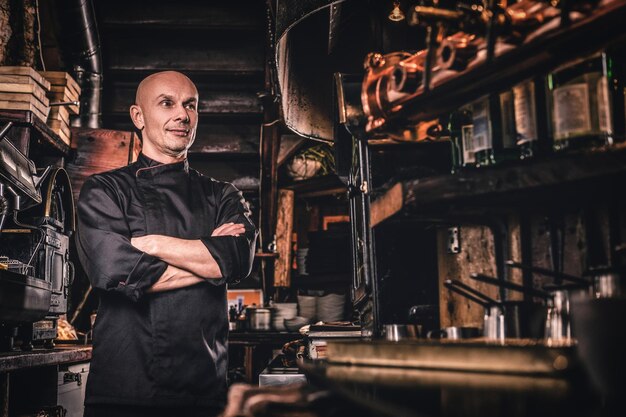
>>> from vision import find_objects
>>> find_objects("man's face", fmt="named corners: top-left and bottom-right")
top-left (131, 72), bottom-right (199, 159)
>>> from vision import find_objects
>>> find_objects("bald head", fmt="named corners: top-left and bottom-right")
top-left (130, 71), bottom-right (199, 163)
top-left (135, 71), bottom-right (198, 107)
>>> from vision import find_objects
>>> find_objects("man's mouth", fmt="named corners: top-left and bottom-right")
top-left (167, 128), bottom-right (190, 137)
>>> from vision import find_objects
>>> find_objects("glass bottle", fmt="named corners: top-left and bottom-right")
top-left (513, 77), bottom-right (550, 159)
top-left (447, 107), bottom-right (474, 173)
top-left (548, 50), bottom-right (622, 151)
top-left (472, 92), bottom-right (519, 167)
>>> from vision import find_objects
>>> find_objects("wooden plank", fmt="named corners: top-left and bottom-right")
top-left (106, 84), bottom-right (260, 115)
top-left (274, 189), bottom-right (294, 287)
top-left (48, 119), bottom-right (70, 137)
top-left (98, 2), bottom-right (264, 29)
top-left (50, 85), bottom-right (79, 100)
top-left (0, 67), bottom-right (50, 90)
top-left (0, 82), bottom-right (48, 103)
top-left (370, 183), bottom-right (403, 227)
top-left (65, 128), bottom-right (136, 201)
top-left (104, 32), bottom-right (264, 73)
top-left (49, 105), bottom-right (70, 125)
top-left (0, 346), bottom-right (92, 372)
top-left (437, 226), bottom-right (500, 328)
top-left (39, 71), bottom-right (81, 96)
top-left (0, 91), bottom-right (48, 110)
top-left (0, 100), bottom-right (48, 122)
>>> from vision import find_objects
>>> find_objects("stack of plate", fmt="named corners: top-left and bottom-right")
top-left (317, 293), bottom-right (346, 322)
top-left (297, 294), bottom-right (317, 321)
top-left (296, 248), bottom-right (309, 275)
top-left (272, 303), bottom-right (297, 331)
top-left (40, 71), bottom-right (81, 146)
top-left (0, 66), bottom-right (51, 122)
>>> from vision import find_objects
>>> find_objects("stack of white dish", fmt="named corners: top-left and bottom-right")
top-left (297, 295), bottom-right (317, 321)
top-left (317, 293), bottom-right (345, 322)
top-left (272, 303), bottom-right (297, 331)
top-left (296, 248), bottom-right (309, 275)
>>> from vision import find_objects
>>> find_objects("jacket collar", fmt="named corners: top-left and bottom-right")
top-left (135, 153), bottom-right (189, 176)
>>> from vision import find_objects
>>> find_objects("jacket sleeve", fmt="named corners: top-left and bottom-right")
top-left (200, 183), bottom-right (258, 285)
top-left (76, 176), bottom-right (168, 301)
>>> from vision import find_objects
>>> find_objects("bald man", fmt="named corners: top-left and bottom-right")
top-left (76, 71), bottom-right (257, 417)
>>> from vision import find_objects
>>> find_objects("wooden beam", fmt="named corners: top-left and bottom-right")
top-left (274, 189), bottom-right (294, 287)
top-left (97, 2), bottom-right (264, 30)
top-left (103, 31), bottom-right (264, 73)
top-left (104, 82), bottom-right (261, 116)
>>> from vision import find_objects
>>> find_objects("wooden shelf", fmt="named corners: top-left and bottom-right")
top-left (371, 0), bottom-right (626, 133)
top-left (0, 345), bottom-right (91, 372)
top-left (0, 110), bottom-right (70, 156)
top-left (282, 175), bottom-right (347, 198)
top-left (371, 143), bottom-right (626, 225)
top-left (255, 252), bottom-right (279, 259)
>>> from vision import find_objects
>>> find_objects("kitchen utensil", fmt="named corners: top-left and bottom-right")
top-left (426, 326), bottom-right (481, 340)
top-left (246, 307), bottom-right (274, 331)
top-left (468, 274), bottom-right (549, 339)
top-left (588, 268), bottom-right (623, 299)
top-left (445, 279), bottom-right (545, 339)
top-left (383, 324), bottom-right (420, 341)
top-left (505, 260), bottom-right (590, 285)
top-left (444, 280), bottom-right (505, 340)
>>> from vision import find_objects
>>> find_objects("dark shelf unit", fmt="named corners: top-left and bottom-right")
top-left (282, 175), bottom-right (347, 198)
top-left (371, 143), bottom-right (626, 224)
top-left (0, 110), bottom-right (70, 156)
top-left (370, 0), bottom-right (626, 133)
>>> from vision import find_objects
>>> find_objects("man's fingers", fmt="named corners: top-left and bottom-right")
top-left (212, 223), bottom-right (245, 237)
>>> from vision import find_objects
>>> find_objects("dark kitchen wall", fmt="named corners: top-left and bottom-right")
top-left (93, 0), bottom-right (265, 196)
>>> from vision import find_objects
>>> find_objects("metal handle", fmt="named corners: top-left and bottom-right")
top-left (470, 273), bottom-right (552, 299)
top-left (505, 260), bottom-right (590, 285)
top-left (444, 279), bottom-right (497, 308)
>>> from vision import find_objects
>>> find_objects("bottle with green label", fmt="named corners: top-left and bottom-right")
top-left (548, 50), bottom-right (624, 151)
top-left (513, 77), bottom-right (550, 159)
top-left (447, 107), bottom-right (474, 173)
top-left (471, 92), bottom-right (519, 167)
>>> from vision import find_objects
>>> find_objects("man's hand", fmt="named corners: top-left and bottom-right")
top-left (131, 235), bottom-right (161, 256)
top-left (212, 222), bottom-right (245, 237)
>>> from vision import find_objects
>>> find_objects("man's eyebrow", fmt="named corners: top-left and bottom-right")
top-left (183, 97), bottom-right (198, 104)
top-left (155, 93), bottom-right (175, 101)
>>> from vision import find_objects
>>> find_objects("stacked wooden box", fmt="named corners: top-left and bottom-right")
top-left (40, 71), bottom-right (81, 146)
top-left (0, 66), bottom-right (51, 123)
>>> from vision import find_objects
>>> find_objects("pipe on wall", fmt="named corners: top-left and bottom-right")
top-left (53, 0), bottom-right (102, 128)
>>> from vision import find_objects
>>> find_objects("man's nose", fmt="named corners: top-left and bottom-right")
top-left (174, 104), bottom-right (190, 123)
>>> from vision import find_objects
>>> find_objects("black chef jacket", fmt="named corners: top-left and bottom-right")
top-left (76, 153), bottom-right (257, 407)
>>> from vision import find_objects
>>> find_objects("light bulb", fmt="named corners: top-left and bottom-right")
top-left (389, 2), bottom-right (405, 22)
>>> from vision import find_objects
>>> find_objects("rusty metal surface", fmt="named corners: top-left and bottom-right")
top-left (275, 0), bottom-right (349, 141)
top-left (0, 345), bottom-right (91, 372)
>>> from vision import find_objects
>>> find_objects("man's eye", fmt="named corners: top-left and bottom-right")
top-left (185, 103), bottom-right (197, 110)
top-left (161, 100), bottom-right (173, 107)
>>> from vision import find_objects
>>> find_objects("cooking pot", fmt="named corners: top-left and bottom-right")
top-left (246, 306), bottom-right (274, 331)
top-left (383, 324), bottom-right (421, 341)
top-left (426, 326), bottom-right (481, 340)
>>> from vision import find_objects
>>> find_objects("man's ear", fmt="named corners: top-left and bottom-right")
top-left (130, 104), bottom-right (144, 130)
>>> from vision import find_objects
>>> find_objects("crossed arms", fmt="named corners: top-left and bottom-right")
top-left (76, 176), bottom-right (257, 301)
top-left (131, 222), bottom-right (245, 293)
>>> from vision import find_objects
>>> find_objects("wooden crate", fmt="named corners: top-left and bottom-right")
top-left (40, 71), bottom-right (81, 116)
top-left (0, 67), bottom-right (52, 123)
top-left (0, 67), bottom-right (51, 90)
